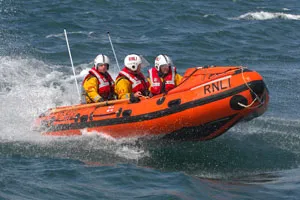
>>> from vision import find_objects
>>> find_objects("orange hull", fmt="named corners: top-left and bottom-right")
top-left (34, 66), bottom-right (269, 141)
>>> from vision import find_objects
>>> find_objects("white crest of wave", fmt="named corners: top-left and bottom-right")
top-left (46, 31), bottom-right (95, 39)
top-left (0, 56), bottom-right (86, 141)
top-left (80, 129), bottom-right (150, 160)
top-left (233, 11), bottom-right (300, 20)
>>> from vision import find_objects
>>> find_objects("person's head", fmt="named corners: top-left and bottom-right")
top-left (124, 54), bottom-right (142, 73)
top-left (155, 54), bottom-right (172, 75)
top-left (94, 54), bottom-right (110, 73)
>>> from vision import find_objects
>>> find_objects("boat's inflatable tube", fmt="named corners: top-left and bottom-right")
top-left (33, 66), bottom-right (269, 141)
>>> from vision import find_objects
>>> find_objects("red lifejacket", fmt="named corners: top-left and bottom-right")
top-left (148, 67), bottom-right (176, 95)
top-left (83, 67), bottom-right (115, 100)
top-left (117, 67), bottom-right (149, 95)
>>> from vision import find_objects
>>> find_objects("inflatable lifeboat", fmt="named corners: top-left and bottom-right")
top-left (33, 66), bottom-right (269, 141)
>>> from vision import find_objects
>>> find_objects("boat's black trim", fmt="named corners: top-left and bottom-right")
top-left (91, 112), bottom-right (116, 119)
top-left (80, 115), bottom-right (88, 123)
top-left (163, 114), bottom-right (237, 140)
top-left (44, 80), bottom-right (266, 132)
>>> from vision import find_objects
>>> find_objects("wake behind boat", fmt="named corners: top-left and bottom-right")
top-left (33, 65), bottom-right (269, 141)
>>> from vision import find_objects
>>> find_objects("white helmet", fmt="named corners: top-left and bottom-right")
top-left (155, 54), bottom-right (172, 71)
top-left (94, 54), bottom-right (110, 69)
top-left (124, 54), bottom-right (142, 71)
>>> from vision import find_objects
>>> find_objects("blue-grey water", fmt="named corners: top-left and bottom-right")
top-left (1, 0), bottom-right (300, 199)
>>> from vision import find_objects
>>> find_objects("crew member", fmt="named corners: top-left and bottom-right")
top-left (115, 54), bottom-right (149, 103)
top-left (81, 54), bottom-right (115, 104)
top-left (148, 54), bottom-right (182, 96)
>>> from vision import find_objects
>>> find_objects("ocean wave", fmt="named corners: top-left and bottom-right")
top-left (0, 56), bottom-right (83, 141)
top-left (46, 31), bottom-right (95, 39)
top-left (232, 11), bottom-right (300, 20)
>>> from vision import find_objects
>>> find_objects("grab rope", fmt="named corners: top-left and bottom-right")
top-left (238, 66), bottom-right (264, 109)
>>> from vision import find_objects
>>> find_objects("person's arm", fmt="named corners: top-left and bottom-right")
top-left (114, 78), bottom-right (132, 99)
top-left (146, 77), bottom-right (154, 97)
top-left (83, 76), bottom-right (103, 102)
top-left (147, 77), bottom-right (152, 90)
top-left (115, 78), bottom-right (142, 102)
top-left (175, 73), bottom-right (183, 86)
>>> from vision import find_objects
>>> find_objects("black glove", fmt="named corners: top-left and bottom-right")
top-left (148, 92), bottom-right (153, 98)
top-left (97, 97), bottom-right (104, 102)
top-left (129, 93), bottom-right (140, 103)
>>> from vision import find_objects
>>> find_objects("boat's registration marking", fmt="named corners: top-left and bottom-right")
top-left (190, 75), bottom-right (232, 94)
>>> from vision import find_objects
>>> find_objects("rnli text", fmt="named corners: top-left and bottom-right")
top-left (204, 78), bottom-right (231, 95)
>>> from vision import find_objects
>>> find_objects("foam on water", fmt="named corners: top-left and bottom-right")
top-left (233, 11), bottom-right (300, 20)
top-left (0, 56), bottom-right (62, 139)
top-left (80, 129), bottom-right (150, 160)
top-left (46, 31), bottom-right (95, 39)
